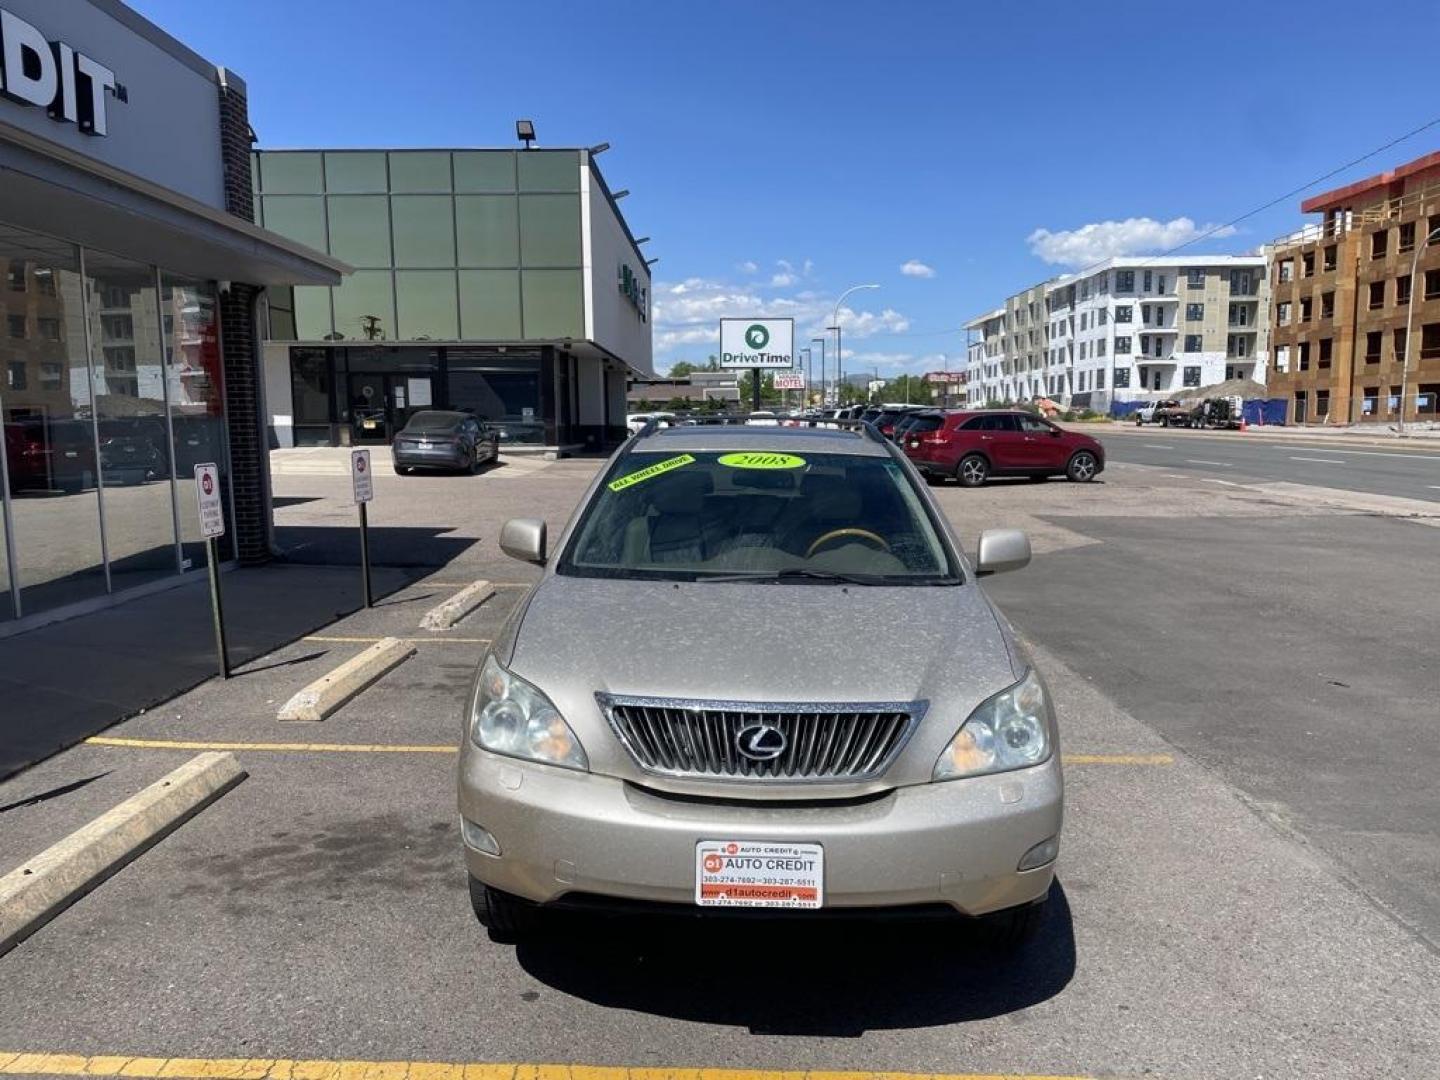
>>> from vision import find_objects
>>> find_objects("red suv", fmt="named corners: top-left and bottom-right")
top-left (903, 410), bottom-right (1104, 487)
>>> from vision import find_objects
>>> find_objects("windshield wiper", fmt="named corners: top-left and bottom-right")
top-left (696, 568), bottom-right (891, 586)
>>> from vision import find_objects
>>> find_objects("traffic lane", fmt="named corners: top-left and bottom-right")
top-left (1095, 431), bottom-right (1440, 501)
top-left (984, 509), bottom-right (1440, 948)
top-left (3, 651), bottom-right (1438, 1077)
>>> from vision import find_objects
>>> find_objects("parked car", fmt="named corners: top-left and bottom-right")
top-left (460, 423), bottom-right (1060, 944)
top-left (871, 406), bottom-right (922, 439)
top-left (98, 434), bottom-right (164, 484)
top-left (352, 407), bottom-right (389, 441)
top-left (891, 409), bottom-right (942, 444)
top-left (745, 410), bottom-right (780, 426)
top-left (1150, 401), bottom-right (1194, 427)
top-left (904, 410), bottom-right (1104, 486)
top-left (3, 418), bottom-right (98, 492)
top-left (1134, 399), bottom-right (1181, 425)
top-left (392, 410), bottom-right (499, 475)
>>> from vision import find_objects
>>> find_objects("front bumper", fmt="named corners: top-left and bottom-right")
top-left (458, 749), bottom-right (1061, 916)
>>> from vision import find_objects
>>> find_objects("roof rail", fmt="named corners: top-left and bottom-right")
top-left (795, 418), bottom-right (887, 445)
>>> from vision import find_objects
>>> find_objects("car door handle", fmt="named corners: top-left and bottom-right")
top-left (980, 435), bottom-right (994, 441)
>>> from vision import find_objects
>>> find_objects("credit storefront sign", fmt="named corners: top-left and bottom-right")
top-left (0, 5), bottom-right (123, 135)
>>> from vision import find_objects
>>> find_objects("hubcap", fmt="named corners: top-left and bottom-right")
top-left (962, 460), bottom-right (985, 482)
top-left (1073, 455), bottom-right (1094, 479)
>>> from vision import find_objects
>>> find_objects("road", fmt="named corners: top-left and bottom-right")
top-left (1094, 426), bottom-right (1440, 502)
top-left (1, 453), bottom-right (1438, 1080)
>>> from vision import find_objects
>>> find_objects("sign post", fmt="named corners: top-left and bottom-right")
top-left (193, 463), bottom-right (229, 679)
top-left (351, 449), bottom-right (375, 608)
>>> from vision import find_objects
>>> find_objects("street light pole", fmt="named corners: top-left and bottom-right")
top-left (811, 337), bottom-right (826, 407)
top-left (802, 347), bottom-right (812, 407)
top-left (1398, 225), bottom-right (1440, 433)
top-left (832, 283), bottom-right (879, 408)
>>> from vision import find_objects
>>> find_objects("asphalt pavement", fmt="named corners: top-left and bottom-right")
top-left (1, 452), bottom-right (1437, 1079)
top-left (1094, 425), bottom-right (1440, 502)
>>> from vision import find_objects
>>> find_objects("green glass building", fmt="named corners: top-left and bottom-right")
top-left (254, 147), bottom-right (653, 453)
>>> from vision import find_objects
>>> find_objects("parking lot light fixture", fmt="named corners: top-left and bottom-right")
top-left (515, 119), bottom-right (535, 148)
top-left (832, 283), bottom-right (880, 401)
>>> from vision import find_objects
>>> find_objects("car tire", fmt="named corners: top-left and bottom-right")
top-left (956, 454), bottom-right (989, 488)
top-left (468, 876), bottom-right (541, 941)
top-left (982, 897), bottom-right (1047, 951)
top-left (922, 471), bottom-right (945, 486)
top-left (1028, 474), bottom-right (1049, 483)
top-left (393, 464), bottom-right (411, 476)
top-left (1067, 450), bottom-right (1098, 482)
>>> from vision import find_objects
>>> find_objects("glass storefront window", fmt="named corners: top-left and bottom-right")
top-left (458, 270), bottom-right (522, 339)
top-left (519, 195), bottom-right (581, 266)
top-left (454, 152), bottom-right (516, 193)
top-left (521, 269), bottom-right (583, 338)
top-left (261, 196), bottom-right (327, 251)
top-left (517, 150), bottom-right (579, 192)
top-left (86, 249), bottom-right (178, 589)
top-left (326, 196), bottom-right (391, 268)
top-left (290, 347), bottom-right (331, 423)
top-left (324, 152), bottom-right (387, 193)
top-left (456, 196), bottom-right (519, 267)
top-left (259, 152), bottom-right (323, 193)
top-left (447, 350), bottom-right (542, 444)
top-left (389, 152), bottom-right (452, 193)
top-left (331, 271), bottom-right (396, 342)
top-left (396, 271), bottom-right (458, 340)
top-left (391, 196), bottom-right (455, 267)
top-left (0, 225), bottom-right (106, 616)
top-left (293, 286), bottom-right (333, 341)
top-left (159, 274), bottom-right (228, 567)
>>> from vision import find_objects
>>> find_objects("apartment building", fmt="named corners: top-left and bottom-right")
top-left (962, 308), bottom-right (1005, 405)
top-left (1268, 150), bottom-right (1440, 424)
top-left (1062, 255), bottom-right (1268, 411)
top-left (1043, 278), bottom-right (1077, 401)
top-left (1004, 283), bottom-right (1050, 401)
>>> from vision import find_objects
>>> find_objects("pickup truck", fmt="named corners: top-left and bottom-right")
top-left (1134, 399), bottom-right (1184, 426)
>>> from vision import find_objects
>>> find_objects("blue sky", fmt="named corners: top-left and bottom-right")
top-left (135, 0), bottom-right (1440, 377)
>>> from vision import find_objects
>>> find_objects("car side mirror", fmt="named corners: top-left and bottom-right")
top-left (1049, 427), bottom-right (1062, 436)
top-left (975, 528), bottom-right (1031, 577)
top-left (499, 517), bottom-right (547, 565)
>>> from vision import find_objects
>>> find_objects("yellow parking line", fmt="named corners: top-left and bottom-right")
top-left (85, 737), bottom-right (1171, 767)
top-left (0, 1056), bottom-right (1091, 1080)
top-left (302, 635), bottom-right (491, 645)
top-left (1064, 753), bottom-right (1173, 765)
top-left (85, 737), bottom-right (455, 754)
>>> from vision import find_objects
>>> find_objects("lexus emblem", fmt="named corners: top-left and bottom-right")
top-left (736, 723), bottom-right (786, 762)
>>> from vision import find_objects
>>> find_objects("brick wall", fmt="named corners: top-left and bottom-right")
top-left (215, 73), bottom-right (271, 563)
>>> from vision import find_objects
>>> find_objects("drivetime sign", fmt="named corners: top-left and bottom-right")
top-left (719, 318), bottom-right (794, 370)
top-left (0, 7), bottom-right (123, 136)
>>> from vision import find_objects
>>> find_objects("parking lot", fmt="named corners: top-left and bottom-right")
top-left (2, 443), bottom-right (1438, 1079)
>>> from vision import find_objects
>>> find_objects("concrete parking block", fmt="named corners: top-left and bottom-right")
top-left (0, 752), bottom-right (245, 957)
top-left (276, 637), bottom-right (416, 722)
top-left (419, 580), bottom-right (495, 631)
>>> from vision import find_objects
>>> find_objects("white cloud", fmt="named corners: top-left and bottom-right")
top-left (1026, 216), bottom-right (1239, 268)
top-left (900, 259), bottom-right (936, 278)
top-left (771, 272), bottom-right (797, 287)
top-left (737, 261), bottom-right (758, 274)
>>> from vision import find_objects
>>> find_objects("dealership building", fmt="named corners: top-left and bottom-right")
top-left (252, 147), bottom-right (654, 454)
top-left (0, 0), bottom-right (343, 633)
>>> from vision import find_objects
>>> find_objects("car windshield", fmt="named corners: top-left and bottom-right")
top-left (560, 449), bottom-right (958, 583)
top-left (403, 412), bottom-right (463, 433)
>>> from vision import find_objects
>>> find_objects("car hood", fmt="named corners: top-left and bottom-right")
top-left (503, 575), bottom-right (1023, 795)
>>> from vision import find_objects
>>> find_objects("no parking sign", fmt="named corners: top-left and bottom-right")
top-left (194, 463), bottom-right (224, 538)
top-left (351, 449), bottom-right (374, 504)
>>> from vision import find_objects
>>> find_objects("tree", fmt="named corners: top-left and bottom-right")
top-left (668, 361), bottom-right (697, 378)
top-left (736, 370), bottom-right (783, 407)
top-left (878, 375), bottom-right (936, 405)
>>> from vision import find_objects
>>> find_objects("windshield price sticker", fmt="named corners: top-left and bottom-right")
top-left (608, 453), bottom-right (696, 492)
top-left (717, 452), bottom-right (807, 470)
top-left (695, 840), bottom-right (824, 909)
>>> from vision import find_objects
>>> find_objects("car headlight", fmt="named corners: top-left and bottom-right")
top-left (469, 654), bottom-right (587, 771)
top-left (934, 668), bottom-right (1053, 780)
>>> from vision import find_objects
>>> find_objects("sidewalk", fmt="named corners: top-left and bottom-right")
top-left (1075, 419), bottom-right (1440, 448)
top-left (0, 562), bottom-right (415, 780)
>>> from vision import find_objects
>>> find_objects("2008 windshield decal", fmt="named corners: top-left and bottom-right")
top-left (717, 452), bottom-right (806, 470)
top-left (607, 454), bottom-right (696, 492)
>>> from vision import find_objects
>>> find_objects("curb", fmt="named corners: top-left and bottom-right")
top-left (277, 636), bottom-right (415, 722)
top-left (419, 580), bottom-right (495, 631)
top-left (0, 752), bottom-right (246, 957)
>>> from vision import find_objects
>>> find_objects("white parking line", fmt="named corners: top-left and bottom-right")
top-left (1268, 446), bottom-right (1440, 461)
top-left (1429, 485), bottom-right (1440, 490)
top-left (1186, 459), bottom-right (1233, 467)
top-left (1200, 477), bottom-right (1244, 487)
top-left (1144, 444), bottom-right (1175, 449)
top-left (1290, 455), bottom-right (1345, 464)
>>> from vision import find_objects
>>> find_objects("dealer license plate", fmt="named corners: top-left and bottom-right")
top-left (695, 840), bottom-right (823, 909)
top-left (418, 441), bottom-right (431, 449)
top-left (362, 420), bottom-right (376, 429)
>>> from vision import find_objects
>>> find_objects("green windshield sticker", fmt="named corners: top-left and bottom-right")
top-left (717, 452), bottom-right (807, 470)
top-left (607, 453), bottom-right (696, 492)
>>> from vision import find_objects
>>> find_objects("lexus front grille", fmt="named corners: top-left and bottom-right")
top-left (596, 694), bottom-right (924, 782)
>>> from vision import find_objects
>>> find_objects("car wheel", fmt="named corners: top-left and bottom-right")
top-left (468, 876), bottom-right (541, 941)
top-left (956, 454), bottom-right (989, 487)
top-left (981, 897), bottom-right (1047, 951)
top-left (393, 464), bottom-right (411, 476)
top-left (1067, 450), bottom-right (1098, 482)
